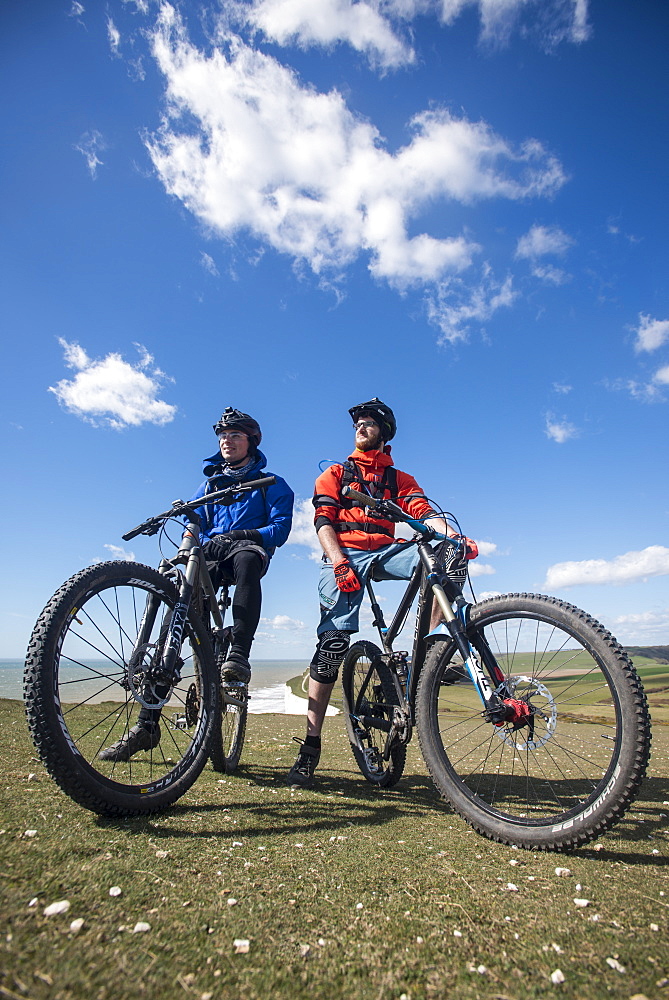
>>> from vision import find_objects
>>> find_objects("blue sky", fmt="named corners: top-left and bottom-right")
top-left (2, 0), bottom-right (668, 659)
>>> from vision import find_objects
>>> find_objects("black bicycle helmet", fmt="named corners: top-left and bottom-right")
top-left (348, 397), bottom-right (396, 442)
top-left (213, 407), bottom-right (262, 447)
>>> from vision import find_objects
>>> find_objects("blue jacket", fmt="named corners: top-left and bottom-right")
top-left (189, 449), bottom-right (294, 555)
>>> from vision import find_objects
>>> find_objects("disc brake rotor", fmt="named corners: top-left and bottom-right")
top-left (127, 643), bottom-right (175, 710)
top-left (494, 675), bottom-right (557, 750)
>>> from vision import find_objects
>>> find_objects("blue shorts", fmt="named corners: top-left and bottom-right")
top-left (317, 543), bottom-right (420, 636)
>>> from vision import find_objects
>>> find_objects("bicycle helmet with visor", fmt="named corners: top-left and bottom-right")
top-left (348, 398), bottom-right (396, 442)
top-left (213, 407), bottom-right (262, 448)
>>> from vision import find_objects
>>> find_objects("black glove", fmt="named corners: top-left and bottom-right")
top-left (224, 529), bottom-right (263, 543)
top-left (203, 530), bottom-right (263, 562)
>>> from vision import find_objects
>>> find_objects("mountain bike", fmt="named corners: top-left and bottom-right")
top-left (339, 486), bottom-right (651, 850)
top-left (23, 478), bottom-right (274, 817)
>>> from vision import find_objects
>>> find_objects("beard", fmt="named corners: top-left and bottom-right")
top-left (356, 429), bottom-right (383, 452)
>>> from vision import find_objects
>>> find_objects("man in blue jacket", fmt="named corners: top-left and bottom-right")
top-left (191, 407), bottom-right (294, 681)
top-left (99, 407), bottom-right (294, 762)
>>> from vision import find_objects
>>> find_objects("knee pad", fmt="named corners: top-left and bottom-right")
top-left (310, 630), bottom-right (350, 683)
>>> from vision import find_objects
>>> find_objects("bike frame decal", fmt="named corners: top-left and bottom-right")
top-left (168, 601), bottom-right (189, 653)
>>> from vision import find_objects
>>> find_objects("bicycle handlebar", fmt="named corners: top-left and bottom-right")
top-left (341, 485), bottom-right (442, 538)
top-left (122, 476), bottom-right (277, 541)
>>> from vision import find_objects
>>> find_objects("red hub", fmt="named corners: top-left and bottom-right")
top-left (494, 698), bottom-right (532, 728)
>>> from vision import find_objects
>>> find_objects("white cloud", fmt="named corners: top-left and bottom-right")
top-left (200, 251), bottom-right (219, 275)
top-left (530, 263), bottom-right (570, 285)
top-left (92, 543), bottom-right (137, 565)
top-left (240, 1), bottom-right (591, 62)
top-left (545, 412), bottom-right (578, 443)
top-left (123, 0), bottom-right (151, 13)
top-left (552, 382), bottom-right (572, 394)
top-left (633, 313), bottom-right (669, 353)
top-left (427, 268), bottom-right (516, 343)
top-left (609, 608), bottom-right (669, 645)
top-left (145, 5), bottom-right (565, 318)
top-left (439, 0), bottom-right (591, 48)
top-left (516, 223), bottom-right (573, 260)
top-left (255, 613), bottom-right (309, 643)
top-left (544, 545), bottom-right (669, 589)
top-left (244, 0), bottom-right (414, 69)
top-left (49, 339), bottom-right (177, 429)
top-left (74, 130), bottom-right (105, 178)
top-left (469, 562), bottom-right (495, 577)
top-left (287, 498), bottom-right (322, 560)
top-left (260, 614), bottom-right (306, 629)
top-left (616, 369), bottom-right (668, 404)
top-left (514, 222), bottom-right (574, 283)
top-left (105, 544), bottom-right (136, 561)
top-left (107, 16), bottom-right (121, 55)
top-left (475, 540), bottom-right (497, 557)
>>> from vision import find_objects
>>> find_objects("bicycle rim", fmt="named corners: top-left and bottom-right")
top-left (24, 562), bottom-right (217, 816)
top-left (417, 594), bottom-right (650, 849)
top-left (341, 641), bottom-right (406, 788)
top-left (211, 682), bottom-right (248, 774)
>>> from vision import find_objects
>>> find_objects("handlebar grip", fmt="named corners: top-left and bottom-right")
top-left (244, 475), bottom-right (276, 489)
top-left (122, 525), bottom-right (145, 541)
top-left (341, 485), bottom-right (376, 507)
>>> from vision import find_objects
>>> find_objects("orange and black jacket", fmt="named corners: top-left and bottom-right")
top-left (312, 448), bottom-right (436, 552)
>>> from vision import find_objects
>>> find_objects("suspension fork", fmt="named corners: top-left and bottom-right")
top-left (154, 545), bottom-right (201, 684)
top-left (418, 543), bottom-right (511, 725)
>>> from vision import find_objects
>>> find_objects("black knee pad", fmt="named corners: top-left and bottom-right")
top-left (310, 630), bottom-right (350, 683)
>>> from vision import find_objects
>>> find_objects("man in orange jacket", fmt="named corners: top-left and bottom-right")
top-left (287, 398), bottom-right (475, 787)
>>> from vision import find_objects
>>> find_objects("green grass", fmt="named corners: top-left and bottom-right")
top-left (1, 697), bottom-right (668, 1000)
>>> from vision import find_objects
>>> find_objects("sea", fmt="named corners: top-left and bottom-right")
top-left (0, 659), bottom-right (334, 716)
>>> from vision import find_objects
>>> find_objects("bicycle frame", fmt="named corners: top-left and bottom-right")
top-left (363, 542), bottom-right (431, 726)
top-left (125, 499), bottom-right (253, 716)
top-left (344, 487), bottom-right (513, 727)
top-left (166, 516), bottom-right (246, 713)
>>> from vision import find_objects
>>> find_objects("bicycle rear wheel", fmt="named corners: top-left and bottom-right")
top-left (341, 641), bottom-right (406, 788)
top-left (24, 561), bottom-right (219, 817)
top-left (416, 593), bottom-right (651, 850)
top-left (210, 681), bottom-right (248, 773)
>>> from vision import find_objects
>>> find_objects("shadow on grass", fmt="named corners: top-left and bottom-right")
top-left (90, 759), bottom-right (452, 837)
top-left (92, 767), bottom-right (669, 859)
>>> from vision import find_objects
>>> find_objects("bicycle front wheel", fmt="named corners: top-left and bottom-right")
top-left (416, 594), bottom-right (651, 850)
top-left (24, 561), bottom-right (219, 817)
top-left (341, 641), bottom-right (406, 787)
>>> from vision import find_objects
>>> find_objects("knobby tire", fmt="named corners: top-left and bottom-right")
top-left (210, 633), bottom-right (248, 774)
top-left (23, 561), bottom-right (219, 817)
top-left (416, 593), bottom-right (651, 850)
top-left (341, 640), bottom-right (406, 787)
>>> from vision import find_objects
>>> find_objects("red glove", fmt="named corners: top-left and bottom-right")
top-left (333, 558), bottom-right (361, 592)
top-left (451, 535), bottom-right (478, 560)
top-left (463, 537), bottom-right (478, 561)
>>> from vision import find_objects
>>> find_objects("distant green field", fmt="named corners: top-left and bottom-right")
top-left (287, 653), bottom-right (669, 724)
top-left (634, 661), bottom-right (669, 725)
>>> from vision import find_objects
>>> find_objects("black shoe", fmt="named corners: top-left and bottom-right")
top-left (98, 723), bottom-right (161, 762)
top-left (286, 738), bottom-right (320, 787)
top-left (221, 652), bottom-right (251, 683)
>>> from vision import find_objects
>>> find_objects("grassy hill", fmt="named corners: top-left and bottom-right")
top-left (625, 646), bottom-right (669, 664)
top-left (1, 698), bottom-right (668, 1000)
